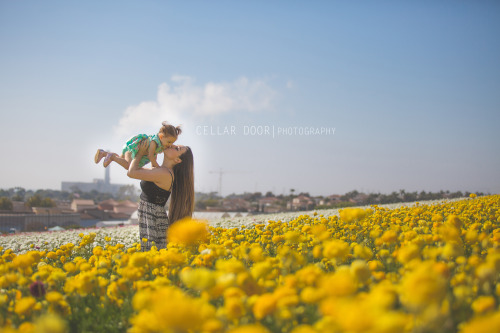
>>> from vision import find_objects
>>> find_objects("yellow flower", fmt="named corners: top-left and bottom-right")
top-left (461, 311), bottom-right (500, 333)
top-left (290, 325), bottom-right (317, 333)
top-left (366, 282), bottom-right (398, 309)
top-left (373, 312), bottom-right (409, 333)
top-left (0, 293), bottom-right (8, 306)
top-left (400, 262), bottom-right (447, 310)
top-left (18, 322), bottom-right (35, 332)
top-left (350, 260), bottom-right (371, 283)
top-left (33, 313), bottom-right (68, 333)
top-left (251, 260), bottom-right (273, 280)
top-left (397, 244), bottom-right (420, 264)
top-left (168, 218), bottom-right (210, 246)
top-left (216, 258), bottom-right (247, 274)
top-left (63, 262), bottom-right (77, 274)
top-left (431, 214), bottom-right (443, 222)
top-left (446, 214), bottom-right (463, 229)
top-left (12, 253), bottom-right (36, 270)
top-left (353, 244), bottom-right (373, 260)
top-left (92, 246), bottom-right (103, 256)
top-left (180, 268), bottom-right (216, 291)
top-left (284, 230), bottom-right (301, 243)
top-left (380, 230), bottom-right (398, 244)
top-left (227, 324), bottom-right (271, 333)
top-left (322, 240), bottom-right (349, 262)
top-left (224, 297), bottom-right (246, 320)
top-left (14, 296), bottom-right (37, 316)
top-left (252, 293), bottom-right (277, 320)
top-left (339, 208), bottom-right (371, 222)
top-left (248, 246), bottom-right (265, 262)
top-left (129, 252), bottom-right (148, 268)
top-left (471, 296), bottom-right (496, 314)
top-left (300, 287), bottom-right (325, 304)
top-left (320, 268), bottom-right (357, 297)
top-left (130, 286), bottom-right (216, 332)
top-left (45, 291), bottom-right (64, 303)
top-left (295, 265), bottom-right (323, 286)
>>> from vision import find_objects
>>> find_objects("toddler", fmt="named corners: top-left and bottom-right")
top-left (95, 122), bottom-right (182, 169)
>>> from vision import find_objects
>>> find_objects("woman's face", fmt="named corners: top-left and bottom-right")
top-left (164, 145), bottom-right (188, 161)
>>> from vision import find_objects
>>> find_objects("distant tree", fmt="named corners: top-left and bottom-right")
top-left (0, 197), bottom-right (13, 210)
top-left (203, 199), bottom-right (220, 207)
top-left (69, 185), bottom-right (82, 193)
top-left (195, 201), bottom-right (207, 210)
top-left (364, 193), bottom-right (380, 205)
top-left (341, 190), bottom-right (359, 201)
top-left (13, 187), bottom-right (26, 197)
top-left (25, 195), bottom-right (56, 208)
top-left (12, 194), bottom-right (24, 201)
top-left (10, 187), bottom-right (26, 201)
top-left (265, 191), bottom-right (275, 197)
top-left (453, 191), bottom-right (463, 198)
top-left (247, 192), bottom-right (262, 201)
top-left (117, 185), bottom-right (139, 201)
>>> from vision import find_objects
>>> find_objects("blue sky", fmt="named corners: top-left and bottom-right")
top-left (1, 1), bottom-right (499, 196)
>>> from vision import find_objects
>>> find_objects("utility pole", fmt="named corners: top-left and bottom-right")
top-left (209, 168), bottom-right (224, 197)
top-left (209, 169), bottom-right (251, 197)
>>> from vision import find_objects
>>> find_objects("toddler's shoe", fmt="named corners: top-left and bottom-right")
top-left (103, 153), bottom-right (113, 167)
top-left (94, 149), bottom-right (106, 164)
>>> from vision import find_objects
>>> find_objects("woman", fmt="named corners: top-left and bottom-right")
top-left (127, 141), bottom-right (194, 251)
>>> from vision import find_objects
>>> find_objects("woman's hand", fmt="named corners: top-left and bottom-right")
top-left (136, 139), bottom-right (149, 156)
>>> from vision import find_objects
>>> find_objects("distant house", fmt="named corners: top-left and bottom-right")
top-left (55, 201), bottom-right (73, 213)
top-left (291, 195), bottom-right (315, 211)
top-left (32, 207), bottom-right (62, 215)
top-left (12, 201), bottom-right (33, 213)
top-left (351, 193), bottom-right (369, 204)
top-left (222, 198), bottom-right (251, 212)
top-left (71, 199), bottom-right (97, 212)
top-left (79, 211), bottom-right (100, 228)
top-left (258, 197), bottom-right (282, 213)
top-left (97, 199), bottom-right (119, 211)
top-left (328, 195), bottom-right (342, 203)
top-left (108, 212), bottom-right (132, 220)
top-left (113, 200), bottom-right (139, 215)
top-left (98, 199), bottom-right (138, 215)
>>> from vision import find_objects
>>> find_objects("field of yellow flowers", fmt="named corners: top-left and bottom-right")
top-left (1, 194), bottom-right (499, 333)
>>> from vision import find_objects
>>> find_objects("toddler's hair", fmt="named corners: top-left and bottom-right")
top-left (160, 121), bottom-right (182, 139)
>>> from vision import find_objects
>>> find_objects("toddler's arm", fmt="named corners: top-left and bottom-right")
top-left (148, 140), bottom-right (160, 168)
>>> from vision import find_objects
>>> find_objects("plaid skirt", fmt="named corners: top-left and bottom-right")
top-left (138, 200), bottom-right (169, 251)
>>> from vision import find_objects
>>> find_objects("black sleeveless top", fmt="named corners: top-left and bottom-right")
top-left (139, 170), bottom-right (173, 206)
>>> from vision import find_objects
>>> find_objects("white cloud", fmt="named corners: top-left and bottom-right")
top-left (113, 76), bottom-right (276, 140)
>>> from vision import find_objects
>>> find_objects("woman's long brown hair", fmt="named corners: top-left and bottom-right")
top-left (168, 147), bottom-right (194, 224)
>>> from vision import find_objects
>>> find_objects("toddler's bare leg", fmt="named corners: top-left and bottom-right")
top-left (94, 149), bottom-right (107, 164)
top-left (111, 152), bottom-right (132, 170)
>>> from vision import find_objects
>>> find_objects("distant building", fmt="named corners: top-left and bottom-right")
top-left (71, 199), bottom-right (97, 212)
top-left (32, 207), bottom-right (62, 215)
top-left (98, 199), bottom-right (138, 215)
top-left (258, 197), bottom-right (282, 213)
top-left (61, 166), bottom-right (126, 195)
top-left (11, 201), bottom-right (33, 213)
top-left (290, 195), bottom-right (315, 211)
top-left (222, 198), bottom-right (251, 212)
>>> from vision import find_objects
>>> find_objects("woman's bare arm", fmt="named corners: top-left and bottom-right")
top-left (148, 141), bottom-right (160, 168)
top-left (127, 141), bottom-right (171, 188)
